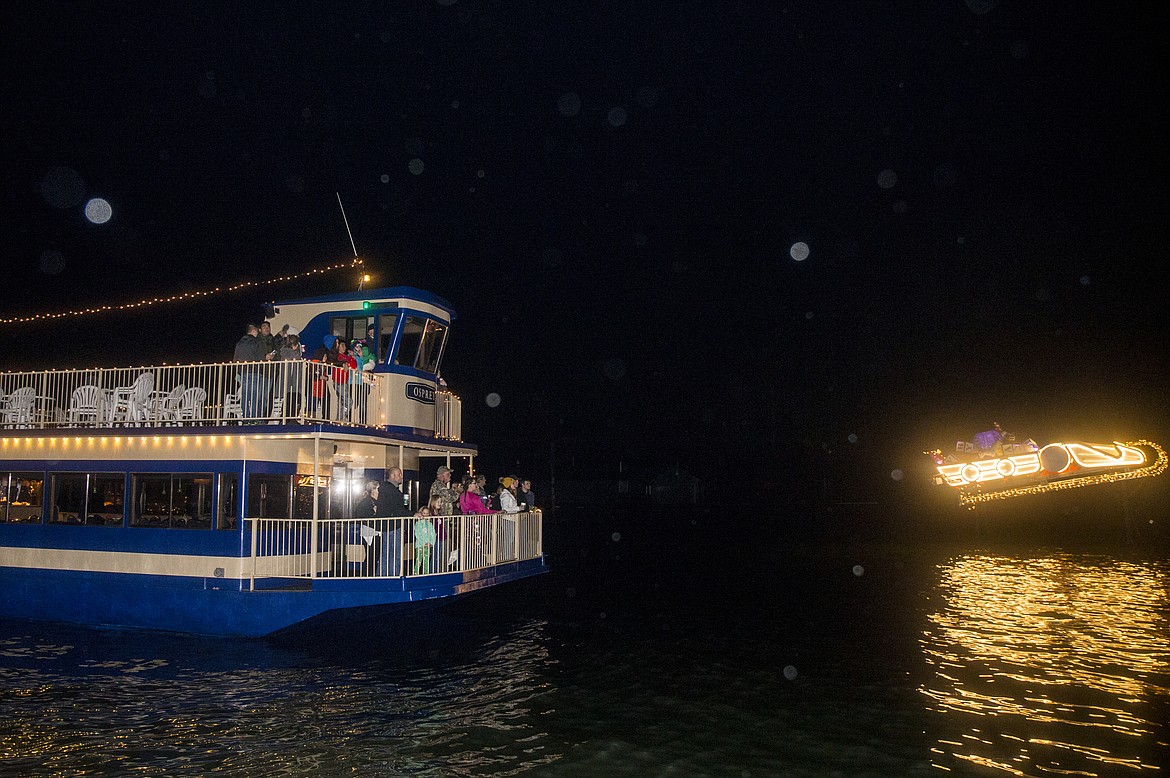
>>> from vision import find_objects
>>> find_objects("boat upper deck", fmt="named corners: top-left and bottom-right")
top-left (0, 359), bottom-right (463, 445)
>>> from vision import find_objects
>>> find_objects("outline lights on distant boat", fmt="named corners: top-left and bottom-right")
top-left (933, 439), bottom-right (1167, 508)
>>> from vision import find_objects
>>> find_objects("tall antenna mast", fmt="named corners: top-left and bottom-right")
top-left (336, 192), bottom-right (359, 258)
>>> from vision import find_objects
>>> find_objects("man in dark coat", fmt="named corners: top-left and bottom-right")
top-left (382, 467), bottom-right (412, 517)
top-left (378, 467), bottom-right (412, 576)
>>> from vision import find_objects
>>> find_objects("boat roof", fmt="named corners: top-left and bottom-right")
top-left (270, 286), bottom-right (456, 319)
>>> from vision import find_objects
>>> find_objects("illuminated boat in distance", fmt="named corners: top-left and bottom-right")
top-left (926, 425), bottom-right (1168, 508)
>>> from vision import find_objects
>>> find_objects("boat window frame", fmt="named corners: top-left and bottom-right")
top-left (129, 472), bottom-right (215, 530)
top-left (47, 471), bottom-right (126, 527)
top-left (388, 312), bottom-right (450, 375)
top-left (217, 472), bottom-right (239, 530)
top-left (416, 319), bottom-right (449, 375)
top-left (0, 471), bottom-right (45, 524)
top-left (246, 473), bottom-right (293, 519)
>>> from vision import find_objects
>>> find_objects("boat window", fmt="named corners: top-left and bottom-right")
top-left (49, 473), bottom-right (124, 526)
top-left (0, 472), bottom-right (44, 524)
top-left (394, 316), bottom-right (427, 366)
top-left (131, 474), bottom-right (214, 529)
top-left (330, 316), bottom-right (375, 347)
top-left (377, 314), bottom-right (398, 363)
top-left (247, 474), bottom-right (291, 519)
top-left (417, 320), bottom-right (448, 374)
top-left (293, 474), bottom-right (330, 519)
top-left (218, 473), bottom-right (239, 530)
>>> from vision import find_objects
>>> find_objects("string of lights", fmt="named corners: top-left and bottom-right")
top-left (0, 257), bottom-right (364, 326)
top-left (958, 440), bottom-right (1168, 508)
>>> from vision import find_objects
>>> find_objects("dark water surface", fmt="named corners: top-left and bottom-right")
top-left (2, 509), bottom-right (1169, 776)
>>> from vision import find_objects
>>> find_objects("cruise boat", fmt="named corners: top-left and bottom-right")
top-left (927, 425), bottom-right (1167, 507)
top-left (0, 286), bottom-right (545, 637)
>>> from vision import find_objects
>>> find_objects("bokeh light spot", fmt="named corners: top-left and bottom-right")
top-left (84, 198), bottom-right (113, 224)
top-left (890, 469), bottom-right (904, 481)
top-left (557, 92), bottom-right (581, 117)
top-left (607, 107), bottom-right (628, 127)
top-left (853, 565), bottom-right (865, 577)
top-left (783, 665), bottom-right (798, 680)
top-left (380, 174), bottom-right (389, 184)
top-left (38, 249), bottom-right (66, 275)
top-left (408, 158), bottom-right (425, 175)
top-left (611, 532), bottom-right (621, 542)
top-left (485, 392), bottom-right (501, 408)
top-left (848, 433), bottom-right (858, 444)
top-left (790, 242), bottom-right (810, 261)
top-left (602, 358), bottom-right (626, 381)
top-left (877, 169), bottom-right (898, 189)
top-left (1080, 275), bottom-right (1090, 286)
top-left (40, 166), bottom-right (86, 209)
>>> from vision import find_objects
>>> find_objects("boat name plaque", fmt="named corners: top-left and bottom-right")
top-left (405, 382), bottom-right (435, 404)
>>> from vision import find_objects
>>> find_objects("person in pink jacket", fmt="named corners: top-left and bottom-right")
top-left (459, 476), bottom-right (494, 514)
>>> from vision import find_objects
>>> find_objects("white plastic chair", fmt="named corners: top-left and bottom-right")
top-left (268, 396), bottom-right (285, 425)
top-left (111, 372), bottom-right (155, 426)
top-left (1, 387), bottom-right (36, 428)
top-left (67, 385), bottom-right (103, 425)
top-left (174, 387), bottom-right (207, 423)
top-left (223, 391), bottom-right (243, 422)
top-left (151, 385), bottom-right (186, 424)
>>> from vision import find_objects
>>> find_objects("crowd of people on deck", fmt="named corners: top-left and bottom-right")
top-left (354, 465), bottom-right (539, 575)
top-left (232, 322), bottom-right (378, 420)
top-left (354, 465), bottom-right (537, 522)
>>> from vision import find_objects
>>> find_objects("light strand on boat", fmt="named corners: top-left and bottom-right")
top-left (959, 440), bottom-right (1168, 508)
top-left (0, 257), bottom-right (364, 325)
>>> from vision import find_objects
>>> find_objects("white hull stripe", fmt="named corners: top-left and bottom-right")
top-left (1, 546), bottom-right (251, 579)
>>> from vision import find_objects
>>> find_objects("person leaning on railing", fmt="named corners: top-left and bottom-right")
top-left (233, 323), bottom-right (275, 421)
top-left (309, 336), bottom-right (343, 417)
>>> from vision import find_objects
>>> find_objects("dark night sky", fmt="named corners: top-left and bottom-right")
top-left (3, 1), bottom-right (1169, 492)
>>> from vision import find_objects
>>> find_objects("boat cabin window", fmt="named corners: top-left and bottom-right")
top-left (0, 472), bottom-right (44, 524)
top-left (331, 316), bottom-right (374, 349)
top-left (417, 320), bottom-right (448, 374)
top-left (247, 474), bottom-right (291, 519)
top-left (394, 316), bottom-right (448, 374)
top-left (49, 473), bottom-right (125, 526)
top-left (130, 474), bottom-right (214, 529)
top-left (293, 474), bottom-right (330, 519)
top-left (377, 314), bottom-right (398, 363)
top-left (218, 473), bottom-right (239, 530)
top-left (395, 316), bottom-right (426, 366)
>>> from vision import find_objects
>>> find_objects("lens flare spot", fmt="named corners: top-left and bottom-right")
top-left (84, 198), bottom-right (113, 224)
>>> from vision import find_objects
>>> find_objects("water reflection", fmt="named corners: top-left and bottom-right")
top-left (0, 616), bottom-right (560, 776)
top-left (921, 554), bottom-right (1170, 776)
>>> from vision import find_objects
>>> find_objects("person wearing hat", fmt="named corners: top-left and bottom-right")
top-left (495, 476), bottom-right (521, 563)
top-left (496, 476), bottom-right (521, 514)
top-left (428, 465), bottom-right (457, 517)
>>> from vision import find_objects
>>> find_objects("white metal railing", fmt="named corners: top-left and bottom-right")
top-left (244, 511), bottom-right (542, 585)
top-left (435, 390), bottom-right (462, 441)
top-left (0, 361), bottom-right (383, 429)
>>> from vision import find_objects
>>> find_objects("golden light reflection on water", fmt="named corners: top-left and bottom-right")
top-left (921, 554), bottom-right (1170, 775)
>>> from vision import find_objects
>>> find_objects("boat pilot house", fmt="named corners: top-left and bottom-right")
top-left (0, 287), bottom-right (545, 637)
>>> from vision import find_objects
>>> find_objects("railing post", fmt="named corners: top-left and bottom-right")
top-left (249, 518), bottom-right (258, 591)
top-left (310, 436), bottom-right (320, 578)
